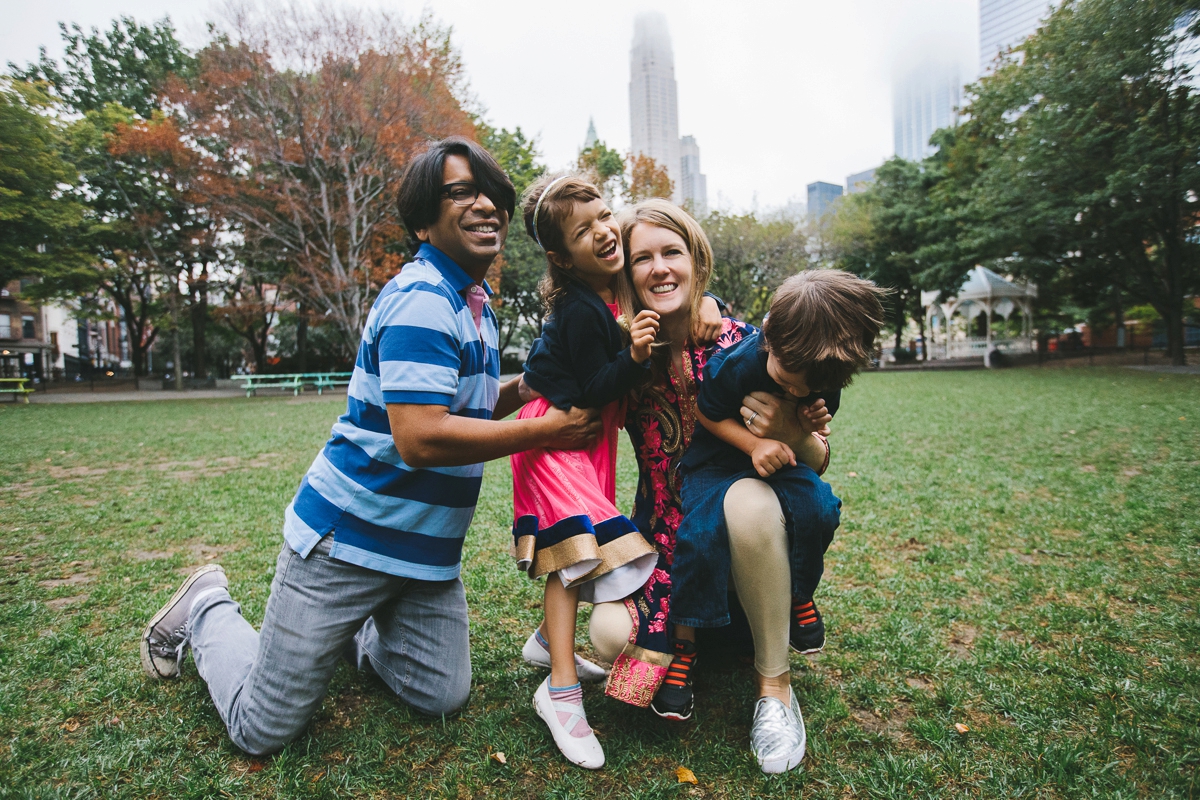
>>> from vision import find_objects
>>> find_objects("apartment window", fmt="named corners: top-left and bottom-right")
top-left (22, 316), bottom-right (35, 339)
top-left (0, 314), bottom-right (9, 337)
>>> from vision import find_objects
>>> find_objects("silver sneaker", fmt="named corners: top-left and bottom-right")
top-left (750, 688), bottom-right (807, 774)
top-left (140, 564), bottom-right (228, 680)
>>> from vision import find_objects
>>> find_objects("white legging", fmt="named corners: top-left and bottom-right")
top-left (589, 477), bottom-right (792, 678)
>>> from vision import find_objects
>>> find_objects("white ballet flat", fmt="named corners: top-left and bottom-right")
top-left (521, 630), bottom-right (609, 683)
top-left (533, 677), bottom-right (605, 770)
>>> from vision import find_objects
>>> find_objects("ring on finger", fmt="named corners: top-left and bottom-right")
top-left (745, 411), bottom-right (758, 428)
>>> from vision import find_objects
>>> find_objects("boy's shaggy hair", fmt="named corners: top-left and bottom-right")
top-left (521, 173), bottom-right (635, 320)
top-left (763, 270), bottom-right (886, 391)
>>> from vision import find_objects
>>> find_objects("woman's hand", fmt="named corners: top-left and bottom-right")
top-left (629, 310), bottom-right (661, 363)
top-left (691, 295), bottom-right (724, 344)
top-left (740, 391), bottom-right (798, 441)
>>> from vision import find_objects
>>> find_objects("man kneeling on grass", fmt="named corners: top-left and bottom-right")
top-left (140, 137), bottom-right (600, 756)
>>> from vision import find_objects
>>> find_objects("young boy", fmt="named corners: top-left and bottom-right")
top-left (652, 270), bottom-right (883, 767)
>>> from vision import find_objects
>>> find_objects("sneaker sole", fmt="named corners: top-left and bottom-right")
top-left (650, 703), bottom-right (693, 722)
top-left (790, 641), bottom-right (825, 655)
top-left (140, 564), bottom-right (225, 680)
top-left (759, 743), bottom-right (806, 774)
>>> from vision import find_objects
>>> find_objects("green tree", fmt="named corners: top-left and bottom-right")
top-left (478, 123), bottom-right (547, 352)
top-left (0, 80), bottom-right (89, 289)
top-left (702, 211), bottom-right (809, 324)
top-left (576, 140), bottom-right (626, 203)
top-left (953, 0), bottom-right (1200, 363)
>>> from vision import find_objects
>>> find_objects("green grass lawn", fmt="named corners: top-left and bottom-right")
top-left (1, 368), bottom-right (1197, 799)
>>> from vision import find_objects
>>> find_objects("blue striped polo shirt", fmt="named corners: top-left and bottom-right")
top-left (282, 243), bottom-right (501, 580)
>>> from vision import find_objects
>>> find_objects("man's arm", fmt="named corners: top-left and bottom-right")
top-left (389, 403), bottom-right (600, 468)
top-left (492, 376), bottom-right (525, 420)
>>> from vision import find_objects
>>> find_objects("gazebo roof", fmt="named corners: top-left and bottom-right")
top-left (921, 266), bottom-right (1037, 308)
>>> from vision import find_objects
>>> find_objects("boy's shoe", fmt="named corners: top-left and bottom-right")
top-left (789, 598), bottom-right (826, 654)
top-left (751, 687), bottom-right (807, 774)
top-left (521, 630), bottom-right (608, 683)
top-left (533, 677), bottom-right (605, 769)
top-left (140, 564), bottom-right (228, 680)
top-left (650, 638), bottom-right (697, 721)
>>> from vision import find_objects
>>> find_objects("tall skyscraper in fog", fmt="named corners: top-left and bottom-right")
top-left (630, 13), bottom-right (680, 200)
top-left (979, 0), bottom-right (1060, 75)
top-left (679, 135), bottom-right (707, 214)
top-left (893, 62), bottom-right (961, 161)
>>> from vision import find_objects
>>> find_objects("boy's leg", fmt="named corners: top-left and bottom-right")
top-left (345, 575), bottom-right (471, 717)
top-left (189, 537), bottom-right (396, 755)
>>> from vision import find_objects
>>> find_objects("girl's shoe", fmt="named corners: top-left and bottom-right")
top-left (533, 678), bottom-right (605, 769)
top-left (521, 630), bottom-right (609, 683)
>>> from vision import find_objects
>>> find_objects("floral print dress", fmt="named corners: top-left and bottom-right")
top-left (604, 318), bottom-right (752, 707)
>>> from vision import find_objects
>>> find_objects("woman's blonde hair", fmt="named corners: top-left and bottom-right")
top-left (617, 198), bottom-right (715, 340)
top-left (521, 173), bottom-right (636, 324)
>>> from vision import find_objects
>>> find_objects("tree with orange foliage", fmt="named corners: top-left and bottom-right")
top-left (176, 5), bottom-right (475, 360)
top-left (625, 153), bottom-right (673, 204)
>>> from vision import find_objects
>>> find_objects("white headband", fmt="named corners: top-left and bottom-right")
top-left (531, 175), bottom-right (570, 250)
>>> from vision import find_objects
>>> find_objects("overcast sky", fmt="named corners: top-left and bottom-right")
top-left (3, 0), bottom-right (981, 211)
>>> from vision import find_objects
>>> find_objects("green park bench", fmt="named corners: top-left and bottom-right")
top-left (0, 378), bottom-right (33, 404)
top-left (239, 372), bottom-right (353, 397)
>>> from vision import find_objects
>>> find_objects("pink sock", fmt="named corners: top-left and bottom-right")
top-left (548, 683), bottom-right (592, 737)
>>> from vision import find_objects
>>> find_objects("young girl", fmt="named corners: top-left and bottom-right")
top-left (510, 174), bottom-right (661, 769)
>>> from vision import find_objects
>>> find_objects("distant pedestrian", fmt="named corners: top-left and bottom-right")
top-left (139, 137), bottom-right (601, 756)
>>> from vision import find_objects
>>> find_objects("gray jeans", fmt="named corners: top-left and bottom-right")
top-left (188, 536), bottom-right (471, 756)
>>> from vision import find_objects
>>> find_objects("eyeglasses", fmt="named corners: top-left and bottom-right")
top-left (441, 182), bottom-right (480, 206)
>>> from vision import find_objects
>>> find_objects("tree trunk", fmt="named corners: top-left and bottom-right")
top-left (190, 267), bottom-right (209, 379)
top-left (1113, 286), bottom-right (1125, 349)
top-left (1164, 302), bottom-right (1185, 366)
top-left (296, 300), bottom-right (308, 373)
top-left (171, 289), bottom-right (184, 390)
top-left (917, 313), bottom-right (926, 360)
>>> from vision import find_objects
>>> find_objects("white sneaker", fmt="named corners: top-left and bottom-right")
top-left (521, 630), bottom-right (608, 683)
top-left (533, 677), bottom-right (605, 769)
top-left (750, 687), bottom-right (807, 774)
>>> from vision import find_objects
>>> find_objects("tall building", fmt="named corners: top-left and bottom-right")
top-left (630, 13), bottom-right (681, 200)
top-left (583, 117), bottom-right (598, 150)
top-left (847, 167), bottom-right (878, 194)
top-left (979, 0), bottom-right (1060, 75)
top-left (679, 135), bottom-right (708, 214)
top-left (807, 182), bottom-right (844, 219)
top-left (894, 62), bottom-right (961, 161)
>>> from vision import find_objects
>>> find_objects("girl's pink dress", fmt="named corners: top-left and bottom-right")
top-left (511, 306), bottom-right (657, 604)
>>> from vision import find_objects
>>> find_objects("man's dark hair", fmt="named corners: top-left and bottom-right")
top-left (396, 136), bottom-right (516, 246)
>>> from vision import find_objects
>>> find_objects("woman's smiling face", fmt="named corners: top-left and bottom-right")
top-left (627, 222), bottom-right (693, 322)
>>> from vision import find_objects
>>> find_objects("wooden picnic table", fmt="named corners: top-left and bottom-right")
top-left (0, 377), bottom-right (33, 403)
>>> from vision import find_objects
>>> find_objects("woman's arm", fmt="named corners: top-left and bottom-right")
top-left (698, 407), bottom-right (796, 478)
top-left (740, 392), bottom-right (831, 473)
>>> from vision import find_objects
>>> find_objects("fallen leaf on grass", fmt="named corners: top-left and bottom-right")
top-left (846, 472), bottom-right (858, 478)
top-left (954, 723), bottom-right (970, 734)
top-left (1080, 465), bottom-right (1097, 473)
top-left (246, 762), bottom-right (265, 773)
top-left (61, 720), bottom-right (80, 732)
top-left (676, 766), bottom-right (698, 784)
top-left (490, 752), bottom-right (507, 765)
top-left (311, 771), bottom-right (324, 782)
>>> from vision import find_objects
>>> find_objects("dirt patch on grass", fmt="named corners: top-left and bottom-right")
top-left (132, 550), bottom-right (175, 562)
top-left (948, 625), bottom-right (977, 658)
top-left (38, 573), bottom-right (92, 588)
top-left (153, 454), bottom-right (281, 482)
top-left (175, 540), bottom-right (242, 574)
top-left (851, 704), bottom-right (914, 743)
top-left (45, 594), bottom-right (89, 610)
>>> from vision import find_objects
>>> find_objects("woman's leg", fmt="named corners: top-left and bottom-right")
top-left (724, 477), bottom-right (792, 702)
top-left (588, 601), bottom-right (634, 664)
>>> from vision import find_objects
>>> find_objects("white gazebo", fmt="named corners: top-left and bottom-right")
top-left (922, 266), bottom-right (1037, 367)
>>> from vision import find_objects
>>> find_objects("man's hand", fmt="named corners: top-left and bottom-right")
top-left (798, 399), bottom-right (833, 437)
top-left (751, 439), bottom-right (796, 478)
top-left (692, 295), bottom-right (724, 344)
top-left (629, 310), bottom-right (660, 364)
top-left (544, 405), bottom-right (603, 450)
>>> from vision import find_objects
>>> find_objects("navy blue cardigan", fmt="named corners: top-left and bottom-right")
top-left (522, 280), bottom-right (650, 410)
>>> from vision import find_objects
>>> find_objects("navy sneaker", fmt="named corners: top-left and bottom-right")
top-left (650, 638), bottom-right (698, 721)
top-left (789, 598), bottom-right (826, 654)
